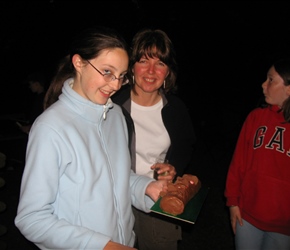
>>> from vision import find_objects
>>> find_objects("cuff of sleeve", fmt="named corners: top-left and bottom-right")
top-left (226, 198), bottom-right (238, 207)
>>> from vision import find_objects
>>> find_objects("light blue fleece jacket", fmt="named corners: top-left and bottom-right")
top-left (15, 79), bottom-right (154, 250)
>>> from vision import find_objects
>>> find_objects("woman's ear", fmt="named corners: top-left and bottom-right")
top-left (166, 71), bottom-right (170, 78)
top-left (72, 54), bottom-right (83, 71)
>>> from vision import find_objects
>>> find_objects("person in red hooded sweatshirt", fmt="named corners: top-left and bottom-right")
top-left (225, 58), bottom-right (290, 250)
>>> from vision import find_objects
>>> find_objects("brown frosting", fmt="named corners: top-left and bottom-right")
top-left (159, 174), bottom-right (201, 215)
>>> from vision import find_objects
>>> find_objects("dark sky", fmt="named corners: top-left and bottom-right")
top-left (1, 1), bottom-right (290, 121)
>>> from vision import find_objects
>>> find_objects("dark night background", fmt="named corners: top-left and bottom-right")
top-left (2, 1), bottom-right (290, 249)
top-left (1, 1), bottom-right (290, 123)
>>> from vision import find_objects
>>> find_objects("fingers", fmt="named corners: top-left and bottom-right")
top-left (229, 206), bottom-right (243, 235)
top-left (151, 161), bottom-right (176, 182)
top-left (168, 164), bottom-right (176, 177)
top-left (166, 163), bottom-right (176, 180)
top-left (150, 180), bottom-right (169, 201)
top-left (152, 162), bottom-right (175, 173)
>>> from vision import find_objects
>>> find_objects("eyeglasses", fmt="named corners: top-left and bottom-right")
top-left (86, 60), bottom-right (129, 85)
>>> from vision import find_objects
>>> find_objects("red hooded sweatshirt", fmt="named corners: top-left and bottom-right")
top-left (225, 105), bottom-right (290, 236)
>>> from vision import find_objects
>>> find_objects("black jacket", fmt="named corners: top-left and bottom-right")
top-left (112, 85), bottom-right (196, 178)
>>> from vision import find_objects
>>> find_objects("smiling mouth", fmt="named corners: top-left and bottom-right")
top-left (100, 89), bottom-right (111, 97)
top-left (145, 78), bottom-right (154, 82)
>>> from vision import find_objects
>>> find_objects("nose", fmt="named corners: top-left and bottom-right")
top-left (108, 79), bottom-right (122, 91)
top-left (147, 63), bottom-right (155, 74)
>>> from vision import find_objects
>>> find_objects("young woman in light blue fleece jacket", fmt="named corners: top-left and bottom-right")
top-left (15, 26), bottom-right (176, 250)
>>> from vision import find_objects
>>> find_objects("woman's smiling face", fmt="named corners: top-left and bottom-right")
top-left (73, 48), bottom-right (129, 105)
top-left (133, 54), bottom-right (169, 94)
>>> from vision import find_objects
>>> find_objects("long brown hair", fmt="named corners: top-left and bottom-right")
top-left (44, 26), bottom-right (129, 109)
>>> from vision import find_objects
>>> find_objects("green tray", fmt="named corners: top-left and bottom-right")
top-left (150, 186), bottom-right (209, 224)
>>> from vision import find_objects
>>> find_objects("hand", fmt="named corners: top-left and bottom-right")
top-left (151, 161), bottom-right (176, 182)
top-left (145, 179), bottom-right (169, 202)
top-left (229, 206), bottom-right (243, 234)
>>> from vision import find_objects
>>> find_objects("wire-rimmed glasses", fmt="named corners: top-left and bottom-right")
top-left (86, 60), bottom-right (129, 85)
